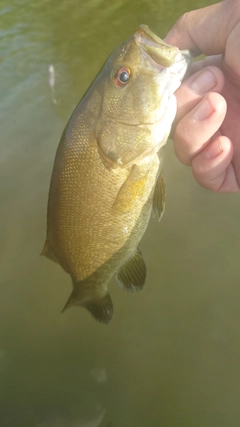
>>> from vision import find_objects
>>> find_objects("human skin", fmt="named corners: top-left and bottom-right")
top-left (165, 0), bottom-right (240, 192)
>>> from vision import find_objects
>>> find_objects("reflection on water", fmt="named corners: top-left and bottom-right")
top-left (1, 0), bottom-right (240, 426)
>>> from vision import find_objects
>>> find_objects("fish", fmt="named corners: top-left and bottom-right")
top-left (42, 25), bottom-right (191, 323)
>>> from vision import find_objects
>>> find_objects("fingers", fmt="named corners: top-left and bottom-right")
top-left (172, 64), bottom-right (225, 165)
top-left (191, 136), bottom-right (238, 192)
top-left (173, 64), bottom-right (225, 127)
top-left (173, 91), bottom-right (227, 164)
top-left (172, 88), bottom-right (239, 192)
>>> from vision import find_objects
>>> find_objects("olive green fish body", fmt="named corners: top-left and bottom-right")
top-left (43, 25), bottom-right (191, 323)
top-left (45, 99), bottom-right (161, 319)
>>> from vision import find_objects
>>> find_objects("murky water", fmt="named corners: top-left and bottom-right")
top-left (1, 0), bottom-right (240, 426)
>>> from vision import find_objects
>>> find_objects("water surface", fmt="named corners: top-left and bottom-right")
top-left (1, 1), bottom-right (240, 426)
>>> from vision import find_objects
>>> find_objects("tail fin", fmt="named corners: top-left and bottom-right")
top-left (62, 290), bottom-right (113, 324)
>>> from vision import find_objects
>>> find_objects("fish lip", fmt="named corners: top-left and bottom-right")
top-left (134, 24), bottom-right (169, 46)
top-left (134, 26), bottom-right (192, 94)
top-left (134, 24), bottom-right (192, 69)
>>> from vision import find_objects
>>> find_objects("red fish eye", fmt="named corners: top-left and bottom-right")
top-left (114, 67), bottom-right (131, 87)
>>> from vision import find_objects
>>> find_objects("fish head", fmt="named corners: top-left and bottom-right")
top-left (95, 25), bottom-right (191, 168)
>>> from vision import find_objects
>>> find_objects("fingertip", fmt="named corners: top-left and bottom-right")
top-left (192, 92), bottom-right (227, 123)
top-left (173, 66), bottom-right (225, 141)
top-left (173, 92), bottom-right (227, 165)
top-left (175, 65), bottom-right (225, 113)
top-left (189, 66), bottom-right (224, 96)
top-left (203, 135), bottom-right (231, 160)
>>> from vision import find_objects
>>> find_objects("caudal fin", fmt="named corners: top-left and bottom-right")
top-left (62, 290), bottom-right (113, 324)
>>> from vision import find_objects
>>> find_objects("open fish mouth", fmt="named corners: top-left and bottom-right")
top-left (134, 24), bottom-right (192, 83)
top-left (134, 24), bottom-right (192, 101)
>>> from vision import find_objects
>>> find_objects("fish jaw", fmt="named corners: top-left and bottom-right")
top-left (134, 24), bottom-right (192, 113)
top-left (134, 24), bottom-right (180, 67)
top-left (152, 50), bottom-right (191, 99)
top-left (130, 25), bottom-right (192, 150)
top-left (134, 24), bottom-right (192, 70)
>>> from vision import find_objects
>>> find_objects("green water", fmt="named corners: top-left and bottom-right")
top-left (1, 0), bottom-right (240, 426)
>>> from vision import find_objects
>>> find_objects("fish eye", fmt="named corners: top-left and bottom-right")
top-left (114, 67), bottom-right (131, 87)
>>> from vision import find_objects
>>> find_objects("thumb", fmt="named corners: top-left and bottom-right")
top-left (164, 0), bottom-right (237, 56)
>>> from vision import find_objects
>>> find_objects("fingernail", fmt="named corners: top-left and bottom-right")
top-left (193, 98), bottom-right (215, 122)
top-left (204, 140), bottom-right (223, 159)
top-left (191, 70), bottom-right (217, 95)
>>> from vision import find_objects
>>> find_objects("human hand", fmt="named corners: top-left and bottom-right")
top-left (165, 0), bottom-right (240, 192)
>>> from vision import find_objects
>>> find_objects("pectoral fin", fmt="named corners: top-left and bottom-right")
top-left (153, 173), bottom-right (166, 220)
top-left (113, 165), bottom-right (149, 214)
top-left (116, 247), bottom-right (146, 292)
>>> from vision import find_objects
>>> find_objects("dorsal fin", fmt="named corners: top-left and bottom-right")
top-left (116, 247), bottom-right (146, 292)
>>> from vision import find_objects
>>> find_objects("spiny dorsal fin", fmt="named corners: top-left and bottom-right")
top-left (116, 247), bottom-right (146, 292)
top-left (153, 173), bottom-right (166, 220)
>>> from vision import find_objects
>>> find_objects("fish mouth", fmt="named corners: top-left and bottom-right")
top-left (134, 24), bottom-right (192, 96)
top-left (134, 24), bottom-right (192, 76)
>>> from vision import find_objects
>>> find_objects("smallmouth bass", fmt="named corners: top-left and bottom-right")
top-left (42, 25), bottom-right (191, 323)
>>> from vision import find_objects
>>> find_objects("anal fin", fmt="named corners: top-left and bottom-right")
top-left (116, 247), bottom-right (146, 292)
top-left (153, 173), bottom-right (166, 220)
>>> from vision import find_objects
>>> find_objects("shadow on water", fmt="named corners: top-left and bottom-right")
top-left (1, 0), bottom-right (240, 426)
